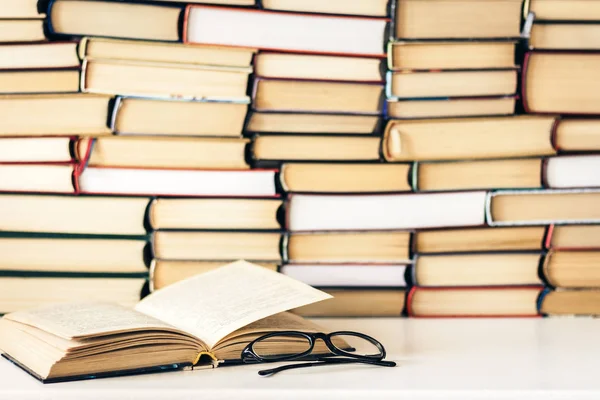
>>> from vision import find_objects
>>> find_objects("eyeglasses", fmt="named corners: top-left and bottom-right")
top-left (241, 330), bottom-right (396, 376)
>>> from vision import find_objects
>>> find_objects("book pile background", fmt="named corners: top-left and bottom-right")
top-left (0, 0), bottom-right (599, 318)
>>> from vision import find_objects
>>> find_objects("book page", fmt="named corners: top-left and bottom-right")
top-left (219, 312), bottom-right (323, 344)
top-left (135, 260), bottom-right (331, 348)
top-left (4, 302), bottom-right (177, 340)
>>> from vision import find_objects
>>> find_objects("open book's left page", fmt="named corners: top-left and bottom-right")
top-left (4, 302), bottom-right (178, 339)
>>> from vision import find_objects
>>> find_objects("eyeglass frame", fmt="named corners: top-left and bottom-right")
top-left (241, 330), bottom-right (395, 374)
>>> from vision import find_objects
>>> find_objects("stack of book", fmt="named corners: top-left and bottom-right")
top-left (2, 0), bottom-right (600, 318)
top-left (0, 194), bottom-right (149, 313)
top-left (233, 5), bottom-right (395, 316)
top-left (0, 0), bottom-right (45, 44)
top-left (384, 1), bottom-right (525, 316)
top-left (387, 0), bottom-right (522, 118)
top-left (524, 0), bottom-right (600, 316)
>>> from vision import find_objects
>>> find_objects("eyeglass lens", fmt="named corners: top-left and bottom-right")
top-left (329, 333), bottom-right (384, 358)
top-left (251, 333), bottom-right (312, 360)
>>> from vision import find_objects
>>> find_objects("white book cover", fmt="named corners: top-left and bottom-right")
top-left (546, 155), bottom-right (600, 188)
top-left (186, 7), bottom-right (387, 56)
top-left (280, 264), bottom-right (407, 287)
top-left (78, 168), bottom-right (277, 197)
top-left (288, 192), bottom-right (487, 231)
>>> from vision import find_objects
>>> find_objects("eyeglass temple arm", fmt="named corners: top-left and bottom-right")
top-left (258, 358), bottom-right (397, 377)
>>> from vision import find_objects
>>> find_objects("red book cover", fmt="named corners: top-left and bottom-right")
top-left (406, 286), bottom-right (544, 318)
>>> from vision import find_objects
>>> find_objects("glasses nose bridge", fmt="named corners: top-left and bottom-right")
top-left (311, 332), bottom-right (336, 351)
top-left (311, 332), bottom-right (329, 343)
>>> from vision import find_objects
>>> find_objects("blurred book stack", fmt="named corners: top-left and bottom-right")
top-left (209, 3), bottom-right (397, 317)
top-left (524, 0), bottom-right (600, 317)
top-left (1, 0), bottom-right (600, 318)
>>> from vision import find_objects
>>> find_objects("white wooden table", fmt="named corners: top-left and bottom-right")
top-left (2, 318), bottom-right (600, 400)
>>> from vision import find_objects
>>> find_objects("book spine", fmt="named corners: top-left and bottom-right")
top-left (521, 51), bottom-right (532, 113)
top-left (380, 121), bottom-right (393, 161)
top-left (405, 286), bottom-right (417, 317)
top-left (249, 78), bottom-right (260, 110)
top-left (72, 163), bottom-right (82, 194)
top-left (408, 231), bottom-right (416, 260)
top-left (540, 157), bottom-right (549, 188)
top-left (276, 199), bottom-right (287, 230)
top-left (410, 162), bottom-right (419, 192)
top-left (543, 224), bottom-right (555, 250)
top-left (280, 232), bottom-right (289, 263)
top-left (484, 190), bottom-right (495, 226)
top-left (410, 255), bottom-right (419, 286)
top-left (45, 0), bottom-right (58, 37)
top-left (77, 37), bottom-right (89, 60)
top-left (182, 5), bottom-right (191, 43)
top-left (284, 193), bottom-right (292, 230)
top-left (387, 0), bottom-right (397, 34)
top-left (384, 70), bottom-right (393, 99)
top-left (109, 96), bottom-right (123, 133)
top-left (522, 0), bottom-right (532, 20)
top-left (539, 249), bottom-right (558, 288)
top-left (79, 58), bottom-right (89, 93)
top-left (278, 163), bottom-right (289, 193)
top-left (537, 287), bottom-right (551, 315)
top-left (550, 116), bottom-right (561, 151)
top-left (149, 230), bottom-right (157, 260)
top-left (148, 258), bottom-right (157, 292)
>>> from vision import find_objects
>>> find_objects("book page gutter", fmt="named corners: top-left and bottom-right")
top-left (135, 261), bottom-right (331, 349)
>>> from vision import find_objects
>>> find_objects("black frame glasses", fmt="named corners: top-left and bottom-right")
top-left (241, 330), bottom-right (396, 376)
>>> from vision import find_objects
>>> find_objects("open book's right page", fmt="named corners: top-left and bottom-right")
top-left (135, 261), bottom-right (331, 349)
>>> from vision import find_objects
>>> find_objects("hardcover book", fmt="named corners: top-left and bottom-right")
top-left (184, 6), bottom-right (389, 57)
top-left (286, 192), bottom-right (487, 231)
top-left (486, 189), bottom-right (600, 226)
top-left (0, 20), bottom-right (45, 42)
top-left (539, 289), bottom-right (600, 316)
top-left (386, 96), bottom-right (517, 119)
top-left (0, 0), bottom-right (41, 18)
top-left (527, 0), bottom-right (600, 21)
top-left (387, 41), bottom-right (517, 71)
top-left (407, 286), bottom-right (543, 318)
top-left (48, 0), bottom-right (181, 42)
top-left (412, 252), bottom-right (544, 287)
top-left (0, 137), bottom-right (72, 163)
top-left (386, 69), bottom-right (518, 100)
top-left (522, 52), bottom-right (600, 115)
top-left (382, 116), bottom-right (557, 162)
top-left (293, 288), bottom-right (406, 317)
top-left (111, 96), bottom-right (249, 137)
top-left (0, 194), bottom-right (149, 235)
top-left (252, 78), bottom-right (385, 114)
top-left (0, 276), bottom-right (146, 314)
top-left (395, 0), bottom-right (522, 39)
top-left (0, 94), bottom-right (112, 137)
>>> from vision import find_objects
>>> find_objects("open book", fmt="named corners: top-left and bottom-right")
top-left (0, 261), bottom-right (331, 383)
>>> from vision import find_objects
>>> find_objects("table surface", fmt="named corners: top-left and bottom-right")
top-left (2, 317), bottom-right (600, 400)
